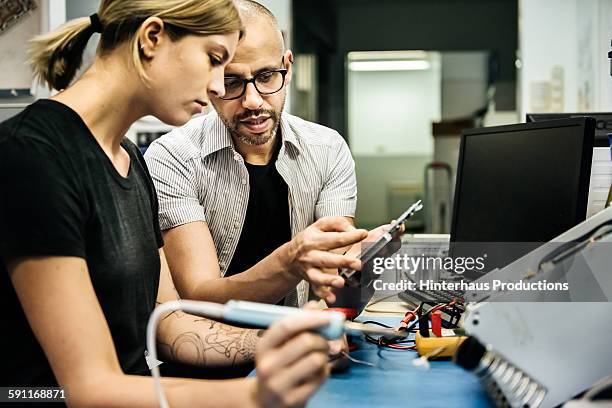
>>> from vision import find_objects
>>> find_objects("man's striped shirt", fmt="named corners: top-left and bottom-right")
top-left (145, 111), bottom-right (356, 306)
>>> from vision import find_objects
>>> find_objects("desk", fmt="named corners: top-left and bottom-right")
top-left (307, 314), bottom-right (492, 407)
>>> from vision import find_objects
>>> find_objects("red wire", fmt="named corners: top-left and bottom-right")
top-left (398, 299), bottom-right (459, 332)
top-left (429, 298), bottom-right (457, 315)
top-left (400, 304), bottom-right (421, 328)
top-left (366, 300), bottom-right (460, 351)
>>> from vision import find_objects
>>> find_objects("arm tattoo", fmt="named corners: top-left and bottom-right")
top-left (156, 267), bottom-right (263, 367)
top-left (159, 318), bottom-right (263, 367)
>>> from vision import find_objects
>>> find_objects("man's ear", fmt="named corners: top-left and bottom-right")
top-left (138, 16), bottom-right (166, 59)
top-left (284, 50), bottom-right (294, 84)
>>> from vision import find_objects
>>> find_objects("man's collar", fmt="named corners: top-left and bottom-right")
top-left (200, 112), bottom-right (234, 158)
top-left (279, 112), bottom-right (302, 154)
top-left (201, 111), bottom-right (302, 158)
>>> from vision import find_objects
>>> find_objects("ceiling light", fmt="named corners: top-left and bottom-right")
top-left (348, 60), bottom-right (431, 72)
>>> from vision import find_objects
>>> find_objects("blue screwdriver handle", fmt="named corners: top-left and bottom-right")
top-left (223, 300), bottom-right (346, 340)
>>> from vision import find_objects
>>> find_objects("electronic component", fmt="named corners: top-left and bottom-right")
top-left (413, 306), bottom-right (466, 358)
top-left (415, 329), bottom-right (467, 359)
top-left (458, 207), bottom-right (612, 407)
top-left (340, 199), bottom-right (423, 288)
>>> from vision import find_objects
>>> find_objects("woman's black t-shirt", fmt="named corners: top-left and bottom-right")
top-left (0, 99), bottom-right (163, 385)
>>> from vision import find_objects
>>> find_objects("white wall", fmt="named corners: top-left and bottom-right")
top-left (597, 0), bottom-right (612, 109)
top-left (0, 0), bottom-right (68, 95)
top-left (441, 52), bottom-right (488, 120)
top-left (519, 0), bottom-right (612, 116)
top-left (41, 0), bottom-right (66, 33)
top-left (0, 4), bottom-right (40, 89)
top-left (348, 54), bottom-right (441, 156)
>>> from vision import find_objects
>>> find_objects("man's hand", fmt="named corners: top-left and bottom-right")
top-left (326, 222), bottom-right (406, 311)
top-left (344, 221), bottom-right (405, 259)
top-left (254, 312), bottom-right (332, 408)
top-left (283, 217), bottom-right (368, 303)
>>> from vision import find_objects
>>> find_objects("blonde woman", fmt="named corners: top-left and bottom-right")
top-left (0, 0), bottom-right (367, 406)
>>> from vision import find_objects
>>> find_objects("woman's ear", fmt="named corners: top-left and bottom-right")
top-left (138, 16), bottom-right (166, 59)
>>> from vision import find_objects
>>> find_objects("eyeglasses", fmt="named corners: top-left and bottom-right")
top-left (220, 67), bottom-right (288, 100)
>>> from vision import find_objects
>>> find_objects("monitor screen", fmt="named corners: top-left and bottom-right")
top-left (450, 118), bottom-right (595, 270)
top-left (526, 112), bottom-right (611, 147)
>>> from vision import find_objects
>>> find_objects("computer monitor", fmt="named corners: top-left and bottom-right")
top-left (526, 112), bottom-right (611, 147)
top-left (450, 117), bottom-right (595, 271)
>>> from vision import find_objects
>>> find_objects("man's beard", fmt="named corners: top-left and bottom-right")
top-left (226, 108), bottom-right (281, 146)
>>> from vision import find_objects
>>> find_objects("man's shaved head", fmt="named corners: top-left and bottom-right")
top-left (212, 0), bottom-right (293, 148)
top-left (234, 0), bottom-right (277, 25)
top-left (234, 0), bottom-right (284, 52)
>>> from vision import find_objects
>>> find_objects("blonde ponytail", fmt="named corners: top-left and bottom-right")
top-left (27, 0), bottom-right (243, 91)
top-left (28, 17), bottom-right (99, 91)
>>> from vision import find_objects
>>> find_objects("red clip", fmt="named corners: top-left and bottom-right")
top-left (400, 312), bottom-right (416, 328)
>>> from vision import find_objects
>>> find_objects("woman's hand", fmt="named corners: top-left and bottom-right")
top-left (253, 311), bottom-right (332, 408)
top-left (327, 334), bottom-right (350, 372)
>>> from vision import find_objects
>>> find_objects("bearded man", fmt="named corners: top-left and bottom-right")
top-left (145, 0), bottom-right (360, 309)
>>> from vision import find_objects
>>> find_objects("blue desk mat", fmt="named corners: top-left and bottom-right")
top-left (255, 316), bottom-right (493, 408)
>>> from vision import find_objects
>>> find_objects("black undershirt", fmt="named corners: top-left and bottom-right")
top-left (225, 136), bottom-right (291, 304)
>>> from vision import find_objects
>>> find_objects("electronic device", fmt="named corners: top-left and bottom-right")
top-left (450, 117), bottom-right (595, 272)
top-left (464, 200), bottom-right (612, 303)
top-left (391, 237), bottom-right (465, 328)
top-left (526, 113), bottom-right (611, 147)
top-left (396, 234), bottom-right (459, 305)
top-left (413, 309), bottom-right (467, 358)
top-left (451, 39), bottom-right (612, 408)
top-left (340, 199), bottom-right (423, 288)
top-left (399, 119), bottom-right (595, 309)
top-left (528, 115), bottom-right (611, 218)
top-left (456, 207), bottom-right (612, 408)
top-left (415, 330), bottom-right (467, 359)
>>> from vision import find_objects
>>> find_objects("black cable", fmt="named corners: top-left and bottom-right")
top-left (364, 334), bottom-right (415, 350)
top-left (364, 330), bottom-right (416, 348)
top-left (361, 301), bottom-right (460, 349)
top-left (405, 301), bottom-right (462, 333)
top-left (360, 320), bottom-right (394, 328)
top-left (360, 320), bottom-right (416, 346)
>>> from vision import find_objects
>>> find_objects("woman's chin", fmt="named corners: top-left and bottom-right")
top-left (156, 112), bottom-right (192, 127)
